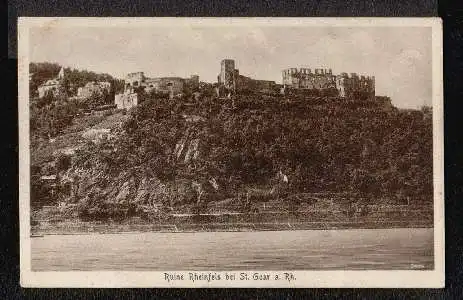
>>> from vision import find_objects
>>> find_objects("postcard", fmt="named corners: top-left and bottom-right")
top-left (18, 17), bottom-right (444, 288)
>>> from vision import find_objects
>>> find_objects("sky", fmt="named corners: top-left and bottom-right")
top-left (29, 24), bottom-right (432, 108)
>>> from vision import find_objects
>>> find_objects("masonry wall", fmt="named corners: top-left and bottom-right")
top-left (125, 72), bottom-right (145, 89)
top-left (283, 68), bottom-right (375, 99)
top-left (77, 81), bottom-right (111, 98)
top-left (144, 77), bottom-right (184, 96)
top-left (37, 68), bottom-right (66, 98)
top-left (236, 75), bottom-right (276, 92)
top-left (184, 75), bottom-right (200, 91)
top-left (219, 59), bottom-right (236, 89)
top-left (38, 81), bottom-right (61, 98)
top-left (336, 73), bottom-right (375, 99)
top-left (218, 59), bottom-right (276, 93)
top-left (282, 68), bottom-right (336, 89)
top-left (115, 92), bottom-right (138, 109)
top-left (123, 71), bottom-right (195, 97)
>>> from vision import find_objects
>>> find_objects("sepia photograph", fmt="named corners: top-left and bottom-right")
top-left (18, 17), bottom-right (444, 288)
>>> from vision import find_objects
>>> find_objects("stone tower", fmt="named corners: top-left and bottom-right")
top-left (219, 59), bottom-right (235, 90)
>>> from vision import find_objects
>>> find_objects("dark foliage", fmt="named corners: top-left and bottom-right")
top-left (81, 92), bottom-right (433, 204)
top-left (31, 89), bottom-right (433, 216)
top-left (29, 62), bottom-right (124, 97)
top-left (30, 94), bottom-right (78, 139)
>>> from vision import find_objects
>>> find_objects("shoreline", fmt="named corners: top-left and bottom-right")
top-left (31, 220), bottom-right (433, 236)
top-left (31, 205), bottom-right (434, 236)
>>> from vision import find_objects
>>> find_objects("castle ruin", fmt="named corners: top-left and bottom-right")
top-left (217, 59), bottom-right (375, 99)
top-left (115, 60), bottom-right (378, 109)
top-left (77, 81), bottom-right (111, 98)
top-left (217, 59), bottom-right (277, 94)
top-left (123, 72), bottom-right (199, 96)
top-left (282, 67), bottom-right (375, 99)
top-left (115, 72), bottom-right (200, 109)
top-left (37, 67), bottom-right (66, 98)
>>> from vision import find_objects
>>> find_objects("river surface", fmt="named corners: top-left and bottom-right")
top-left (31, 228), bottom-right (433, 271)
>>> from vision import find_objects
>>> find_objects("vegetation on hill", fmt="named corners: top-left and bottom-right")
top-left (30, 87), bottom-right (433, 220)
top-left (29, 62), bottom-right (124, 98)
top-left (30, 89), bottom-right (116, 143)
top-left (29, 62), bottom-right (126, 142)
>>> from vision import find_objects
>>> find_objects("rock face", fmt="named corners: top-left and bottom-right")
top-left (57, 126), bottom-right (227, 218)
top-left (63, 162), bottom-right (204, 214)
top-left (173, 129), bottom-right (201, 163)
top-left (184, 138), bottom-right (200, 163)
top-left (114, 180), bottom-right (133, 204)
top-left (134, 177), bottom-right (171, 207)
top-left (173, 134), bottom-right (188, 160)
top-left (57, 122), bottom-right (213, 217)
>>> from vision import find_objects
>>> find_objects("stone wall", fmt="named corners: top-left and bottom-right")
top-left (218, 59), bottom-right (276, 93)
top-left (77, 81), bottom-right (111, 98)
top-left (236, 75), bottom-right (276, 92)
top-left (184, 75), bottom-right (200, 91)
top-left (38, 79), bottom-right (62, 98)
top-left (336, 73), bottom-right (375, 99)
top-left (123, 71), bottom-right (197, 98)
top-left (37, 67), bottom-right (66, 98)
top-left (115, 92), bottom-right (138, 109)
top-left (282, 68), bottom-right (336, 89)
top-left (125, 72), bottom-right (145, 89)
top-left (219, 59), bottom-right (235, 89)
top-left (144, 77), bottom-right (184, 96)
top-left (283, 67), bottom-right (375, 99)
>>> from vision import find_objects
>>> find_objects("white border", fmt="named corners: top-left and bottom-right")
top-left (18, 17), bottom-right (444, 288)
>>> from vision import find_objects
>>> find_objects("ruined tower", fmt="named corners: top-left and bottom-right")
top-left (219, 59), bottom-right (236, 90)
top-left (124, 72), bottom-right (145, 92)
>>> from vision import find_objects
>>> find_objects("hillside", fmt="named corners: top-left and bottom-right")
top-left (30, 90), bottom-right (433, 225)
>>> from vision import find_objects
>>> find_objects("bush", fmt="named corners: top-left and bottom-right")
top-left (56, 154), bottom-right (72, 172)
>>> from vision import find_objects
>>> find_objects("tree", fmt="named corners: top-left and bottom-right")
top-left (56, 154), bottom-right (72, 172)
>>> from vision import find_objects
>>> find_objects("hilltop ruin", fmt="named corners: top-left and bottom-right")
top-left (115, 72), bottom-right (200, 109)
top-left (115, 58), bottom-right (381, 109)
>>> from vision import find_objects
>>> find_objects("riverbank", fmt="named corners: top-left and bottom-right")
top-left (31, 201), bottom-right (433, 236)
top-left (31, 215), bottom-right (433, 236)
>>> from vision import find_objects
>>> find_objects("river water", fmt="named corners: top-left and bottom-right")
top-left (31, 228), bottom-right (433, 271)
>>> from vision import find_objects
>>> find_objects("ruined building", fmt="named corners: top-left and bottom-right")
top-left (282, 67), bottom-right (375, 99)
top-left (217, 60), bottom-right (375, 99)
top-left (37, 67), bottom-right (66, 98)
top-left (336, 72), bottom-right (375, 99)
top-left (115, 89), bottom-right (138, 110)
top-left (218, 59), bottom-right (236, 90)
top-left (282, 68), bottom-right (336, 90)
top-left (77, 81), bottom-right (111, 98)
top-left (217, 59), bottom-right (277, 94)
top-left (115, 72), bottom-right (200, 109)
top-left (123, 72), bottom-right (199, 96)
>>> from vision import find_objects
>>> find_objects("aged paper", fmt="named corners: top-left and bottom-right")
top-left (19, 17), bottom-right (444, 288)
